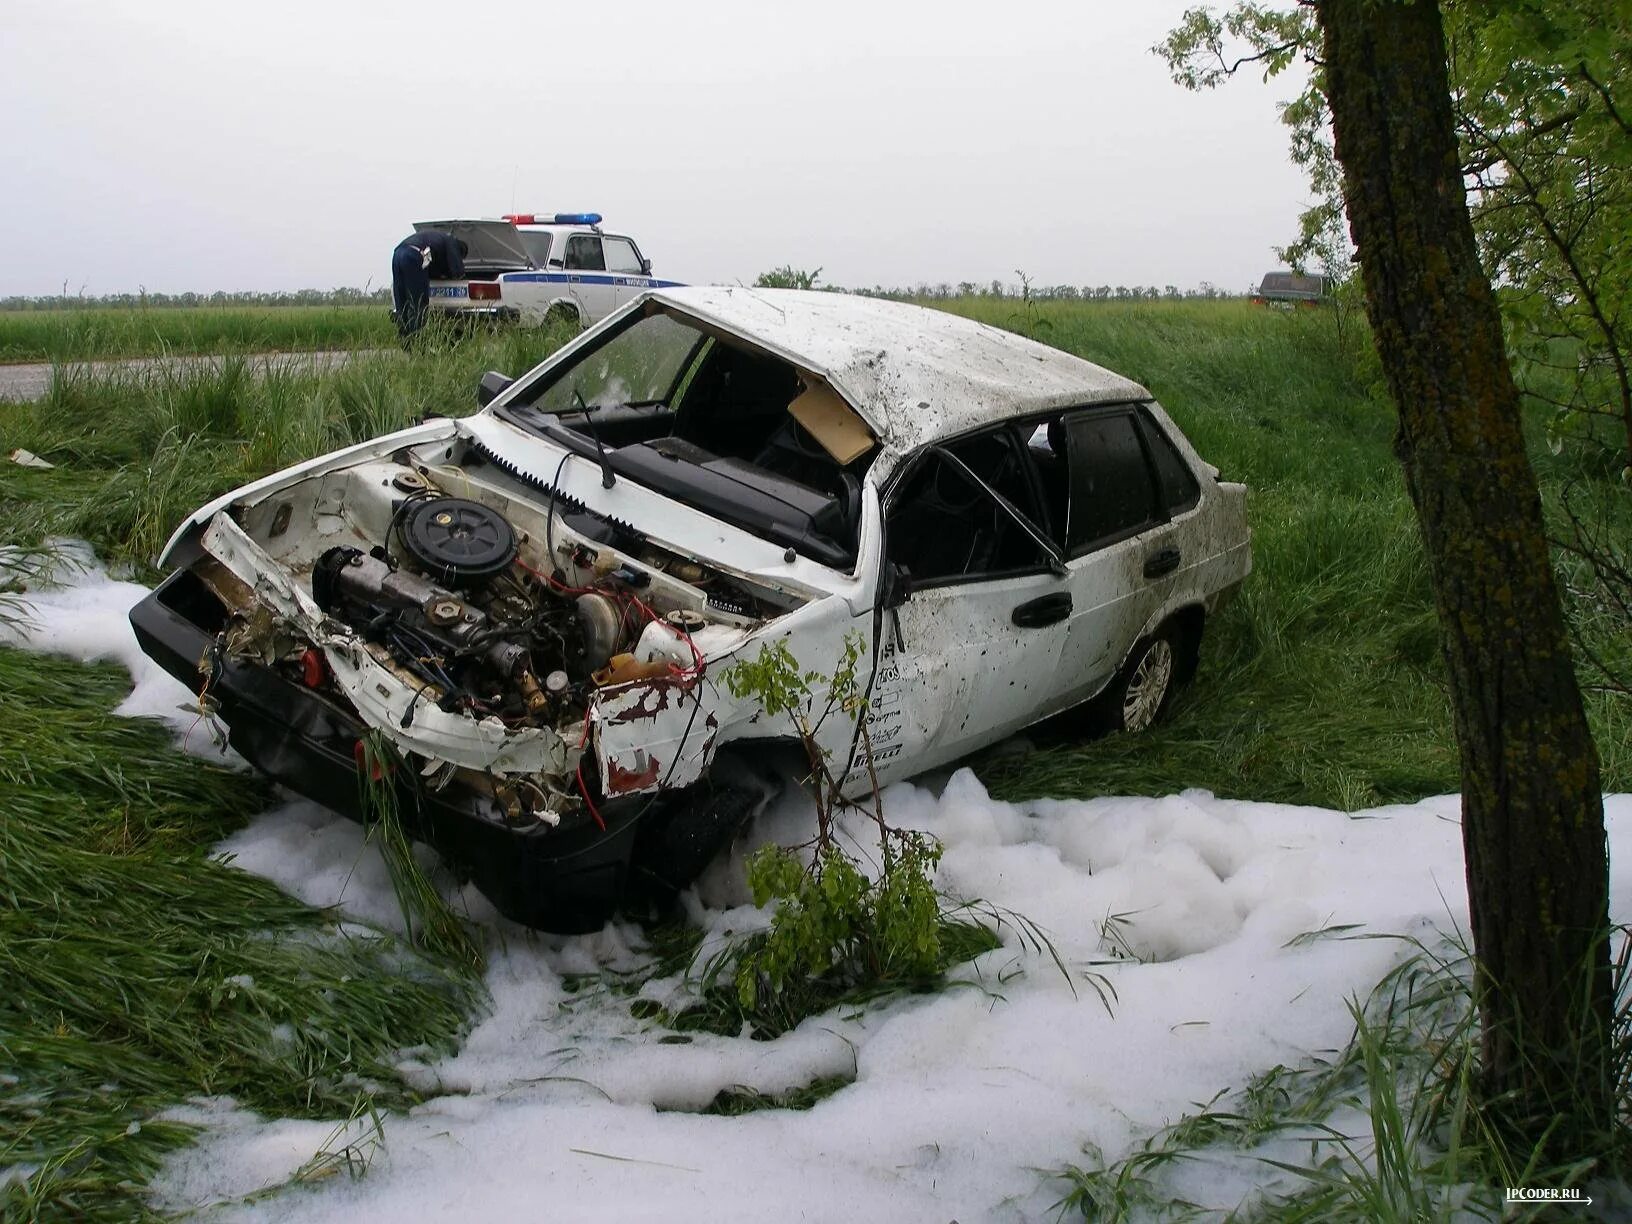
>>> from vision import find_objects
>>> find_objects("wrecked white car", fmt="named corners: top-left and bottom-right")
top-left (131, 288), bottom-right (1250, 931)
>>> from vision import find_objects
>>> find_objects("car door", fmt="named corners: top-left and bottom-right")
top-left (601, 234), bottom-right (653, 309)
top-left (867, 432), bottom-right (1071, 781)
top-left (561, 233), bottom-right (617, 322)
top-left (1036, 405), bottom-right (1178, 710)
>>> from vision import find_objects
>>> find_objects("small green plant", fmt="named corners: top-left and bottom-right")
top-left (1009, 270), bottom-right (1053, 341)
top-left (722, 632), bottom-right (882, 844)
top-left (735, 834), bottom-right (945, 1011)
top-left (1053, 1136), bottom-right (1204, 1221)
top-left (288, 1094), bottom-right (387, 1186)
top-left (753, 265), bottom-right (824, 291)
top-left (721, 632), bottom-right (991, 1025)
top-left (1095, 908), bottom-right (1151, 964)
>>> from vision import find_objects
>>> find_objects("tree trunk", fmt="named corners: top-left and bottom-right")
top-left (1316, 0), bottom-right (1611, 1153)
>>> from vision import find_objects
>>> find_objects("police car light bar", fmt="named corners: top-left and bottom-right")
top-left (503, 213), bottom-right (603, 226)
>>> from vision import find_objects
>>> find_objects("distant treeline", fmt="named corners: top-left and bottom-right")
top-left (749, 264), bottom-right (1252, 301)
top-left (830, 278), bottom-right (1245, 302)
top-left (1, 287), bottom-right (391, 311)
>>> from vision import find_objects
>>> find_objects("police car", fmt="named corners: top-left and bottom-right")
top-left (416, 213), bottom-right (677, 328)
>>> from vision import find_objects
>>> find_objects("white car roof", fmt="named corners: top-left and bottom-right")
top-left (644, 286), bottom-right (1150, 453)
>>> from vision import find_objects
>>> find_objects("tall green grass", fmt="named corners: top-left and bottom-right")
top-left (0, 305), bottom-right (393, 363)
top-left (0, 320), bottom-right (574, 569)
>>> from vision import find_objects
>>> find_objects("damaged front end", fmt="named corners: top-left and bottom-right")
top-left (130, 425), bottom-right (807, 931)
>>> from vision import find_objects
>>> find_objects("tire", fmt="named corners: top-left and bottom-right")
top-left (627, 780), bottom-right (767, 903)
top-left (1109, 628), bottom-right (1179, 734)
top-left (544, 302), bottom-right (584, 330)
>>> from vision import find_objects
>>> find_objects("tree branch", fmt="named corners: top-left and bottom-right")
top-left (1212, 38), bottom-right (1303, 79)
top-left (1461, 104), bottom-right (1586, 175)
top-left (1468, 112), bottom-right (1632, 460)
top-left (1578, 64), bottom-right (1632, 136)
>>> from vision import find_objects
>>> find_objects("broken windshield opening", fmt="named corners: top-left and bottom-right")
top-left (494, 313), bottom-right (878, 570)
top-left (518, 313), bottom-right (705, 414)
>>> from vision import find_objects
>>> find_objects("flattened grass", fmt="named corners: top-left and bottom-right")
top-left (0, 650), bottom-right (481, 1221)
top-left (2, 320), bottom-right (573, 1217)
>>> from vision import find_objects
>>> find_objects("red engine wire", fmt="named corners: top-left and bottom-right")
top-left (575, 762), bottom-right (607, 831)
top-left (513, 558), bottom-right (706, 676)
top-left (514, 556), bottom-right (707, 829)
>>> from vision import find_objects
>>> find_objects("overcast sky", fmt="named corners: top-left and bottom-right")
top-left (2, 1), bottom-right (1311, 298)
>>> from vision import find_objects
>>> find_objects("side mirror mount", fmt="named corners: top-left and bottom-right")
top-left (548, 258), bottom-right (565, 269)
top-left (640, 257), bottom-right (653, 276)
top-left (880, 562), bottom-right (913, 611)
top-left (476, 370), bottom-right (513, 408)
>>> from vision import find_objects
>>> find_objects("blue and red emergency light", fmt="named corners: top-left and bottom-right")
top-left (502, 213), bottom-right (603, 226)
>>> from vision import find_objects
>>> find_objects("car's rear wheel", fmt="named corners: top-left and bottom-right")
top-left (1103, 623), bottom-right (1189, 734)
top-left (544, 302), bottom-right (583, 330)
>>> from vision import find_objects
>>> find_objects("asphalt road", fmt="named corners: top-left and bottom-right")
top-left (0, 348), bottom-right (391, 402)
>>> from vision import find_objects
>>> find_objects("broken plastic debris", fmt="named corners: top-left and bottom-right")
top-left (9, 449), bottom-right (53, 469)
top-left (593, 652), bottom-right (671, 687)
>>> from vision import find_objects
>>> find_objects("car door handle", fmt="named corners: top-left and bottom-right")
top-left (1011, 591), bottom-right (1072, 628)
top-left (1144, 547), bottom-right (1182, 579)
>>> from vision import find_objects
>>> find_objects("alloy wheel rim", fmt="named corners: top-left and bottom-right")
top-left (1122, 638), bottom-right (1174, 732)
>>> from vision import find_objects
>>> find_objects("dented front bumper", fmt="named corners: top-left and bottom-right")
top-left (130, 569), bottom-right (647, 932)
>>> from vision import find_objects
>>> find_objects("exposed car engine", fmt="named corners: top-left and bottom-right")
top-left (310, 496), bottom-right (588, 727)
top-left (217, 464), bottom-right (781, 833)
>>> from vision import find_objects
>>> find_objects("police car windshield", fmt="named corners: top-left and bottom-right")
top-left (520, 313), bottom-right (704, 414)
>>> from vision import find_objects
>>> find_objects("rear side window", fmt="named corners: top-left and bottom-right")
top-left (603, 237), bottom-right (644, 274)
top-left (1065, 411), bottom-right (1158, 551)
top-left (518, 232), bottom-right (552, 266)
top-left (564, 235), bottom-right (605, 270)
top-left (1139, 409), bottom-right (1201, 516)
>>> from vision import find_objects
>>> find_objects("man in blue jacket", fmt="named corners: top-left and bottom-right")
top-left (391, 231), bottom-right (468, 340)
